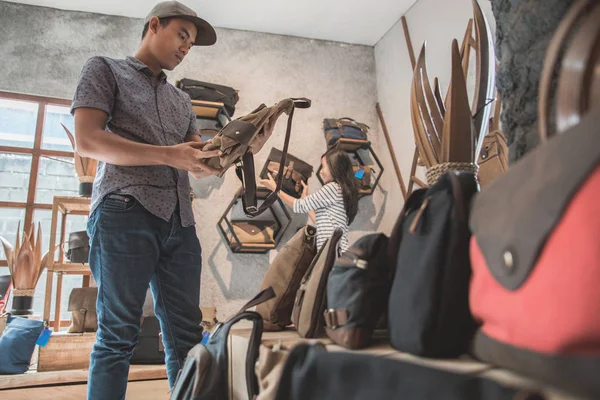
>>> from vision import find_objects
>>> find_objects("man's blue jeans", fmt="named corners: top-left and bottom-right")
top-left (86, 194), bottom-right (203, 400)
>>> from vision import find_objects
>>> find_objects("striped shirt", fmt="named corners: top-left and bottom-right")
top-left (293, 182), bottom-right (349, 253)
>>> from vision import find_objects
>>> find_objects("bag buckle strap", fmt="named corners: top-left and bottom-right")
top-left (323, 309), bottom-right (348, 329)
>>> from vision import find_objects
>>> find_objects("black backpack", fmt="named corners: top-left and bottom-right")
top-left (274, 343), bottom-right (543, 400)
top-left (177, 78), bottom-right (239, 118)
top-left (387, 171), bottom-right (479, 358)
top-left (170, 288), bottom-right (274, 400)
top-left (324, 233), bottom-right (391, 349)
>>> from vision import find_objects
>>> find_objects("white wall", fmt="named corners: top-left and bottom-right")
top-left (374, 0), bottom-right (495, 234)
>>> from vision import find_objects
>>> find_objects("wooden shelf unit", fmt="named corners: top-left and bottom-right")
top-left (43, 196), bottom-right (92, 332)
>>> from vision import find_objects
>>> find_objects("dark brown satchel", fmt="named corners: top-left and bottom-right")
top-left (261, 148), bottom-right (313, 199)
top-left (67, 287), bottom-right (98, 333)
top-left (202, 98), bottom-right (311, 217)
top-left (477, 130), bottom-right (508, 187)
top-left (256, 226), bottom-right (317, 331)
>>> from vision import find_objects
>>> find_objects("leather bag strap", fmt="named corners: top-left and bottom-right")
top-left (237, 98), bottom-right (310, 217)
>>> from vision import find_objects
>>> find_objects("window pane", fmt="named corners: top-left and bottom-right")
top-left (0, 207), bottom-right (26, 260)
top-left (35, 156), bottom-right (78, 204)
top-left (0, 153), bottom-right (32, 202)
top-left (33, 209), bottom-right (89, 321)
top-left (0, 98), bottom-right (38, 148)
top-left (42, 105), bottom-right (75, 152)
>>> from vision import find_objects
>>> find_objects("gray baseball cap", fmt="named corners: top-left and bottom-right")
top-left (144, 1), bottom-right (217, 46)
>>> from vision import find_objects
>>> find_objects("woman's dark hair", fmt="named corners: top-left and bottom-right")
top-left (322, 149), bottom-right (360, 224)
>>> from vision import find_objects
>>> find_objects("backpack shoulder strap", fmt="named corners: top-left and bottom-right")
top-left (211, 287), bottom-right (276, 399)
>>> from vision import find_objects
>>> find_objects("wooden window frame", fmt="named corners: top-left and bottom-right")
top-left (0, 90), bottom-right (78, 267)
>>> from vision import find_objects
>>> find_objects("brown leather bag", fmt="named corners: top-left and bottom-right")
top-left (201, 98), bottom-right (311, 217)
top-left (352, 165), bottom-right (372, 192)
top-left (292, 229), bottom-right (343, 338)
top-left (256, 226), bottom-right (317, 331)
top-left (230, 221), bottom-right (277, 245)
top-left (67, 287), bottom-right (98, 333)
top-left (477, 130), bottom-right (508, 187)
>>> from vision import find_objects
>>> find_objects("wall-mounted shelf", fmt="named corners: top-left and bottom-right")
top-left (317, 138), bottom-right (384, 198)
top-left (217, 187), bottom-right (292, 254)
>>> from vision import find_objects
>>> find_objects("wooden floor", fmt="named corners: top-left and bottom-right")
top-left (0, 379), bottom-right (170, 400)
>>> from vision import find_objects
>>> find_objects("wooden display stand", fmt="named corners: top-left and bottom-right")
top-left (229, 329), bottom-right (579, 400)
top-left (317, 138), bottom-right (385, 198)
top-left (42, 196), bottom-right (92, 331)
top-left (37, 332), bottom-right (96, 372)
top-left (0, 365), bottom-right (167, 390)
top-left (217, 188), bottom-right (292, 254)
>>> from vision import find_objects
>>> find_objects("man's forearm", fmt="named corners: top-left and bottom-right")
top-left (76, 128), bottom-right (171, 167)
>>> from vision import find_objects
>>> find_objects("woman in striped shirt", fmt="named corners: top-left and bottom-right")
top-left (260, 149), bottom-right (359, 253)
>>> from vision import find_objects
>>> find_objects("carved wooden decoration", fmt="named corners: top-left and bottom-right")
top-left (539, 0), bottom-right (600, 141)
top-left (61, 123), bottom-right (98, 186)
top-left (409, 0), bottom-right (496, 185)
top-left (0, 222), bottom-right (52, 303)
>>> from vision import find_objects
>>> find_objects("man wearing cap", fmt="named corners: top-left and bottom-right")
top-left (70, 2), bottom-right (218, 398)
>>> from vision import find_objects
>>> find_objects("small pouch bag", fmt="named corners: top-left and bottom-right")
top-left (67, 287), bottom-right (98, 333)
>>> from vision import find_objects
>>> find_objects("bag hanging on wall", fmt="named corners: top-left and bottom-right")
top-left (230, 221), bottom-right (277, 246)
top-left (273, 343), bottom-right (544, 400)
top-left (477, 130), bottom-right (509, 187)
top-left (201, 98), bottom-right (311, 217)
top-left (67, 287), bottom-right (98, 333)
top-left (256, 226), bottom-right (317, 331)
top-left (352, 165), bottom-right (372, 192)
top-left (176, 78), bottom-right (239, 118)
top-left (66, 231), bottom-right (90, 264)
top-left (469, 110), bottom-right (600, 398)
top-left (323, 118), bottom-right (369, 148)
top-left (0, 315), bottom-right (44, 374)
top-left (260, 148), bottom-right (313, 199)
top-left (169, 288), bottom-right (275, 400)
top-left (291, 229), bottom-right (343, 338)
top-left (387, 171), bottom-right (479, 358)
top-left (324, 233), bottom-right (391, 349)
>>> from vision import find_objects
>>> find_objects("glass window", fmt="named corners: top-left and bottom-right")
top-left (42, 105), bottom-right (75, 152)
top-left (35, 156), bottom-right (78, 204)
top-left (0, 153), bottom-right (32, 202)
top-left (0, 98), bottom-right (38, 148)
top-left (0, 207), bottom-right (26, 261)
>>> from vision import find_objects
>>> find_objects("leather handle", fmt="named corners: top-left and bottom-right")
top-left (238, 104), bottom-right (298, 217)
top-left (238, 287), bottom-right (276, 314)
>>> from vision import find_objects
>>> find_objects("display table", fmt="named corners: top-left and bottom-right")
top-left (228, 328), bottom-right (582, 400)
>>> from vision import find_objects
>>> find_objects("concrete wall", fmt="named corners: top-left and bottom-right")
top-left (374, 0), bottom-right (495, 234)
top-left (0, 1), bottom-right (390, 319)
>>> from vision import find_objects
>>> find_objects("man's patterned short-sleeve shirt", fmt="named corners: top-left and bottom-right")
top-left (71, 56), bottom-right (199, 227)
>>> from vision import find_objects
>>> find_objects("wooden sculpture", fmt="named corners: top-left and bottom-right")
top-left (539, 0), bottom-right (600, 141)
top-left (0, 222), bottom-right (52, 315)
top-left (409, 0), bottom-right (496, 185)
top-left (61, 123), bottom-right (98, 197)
